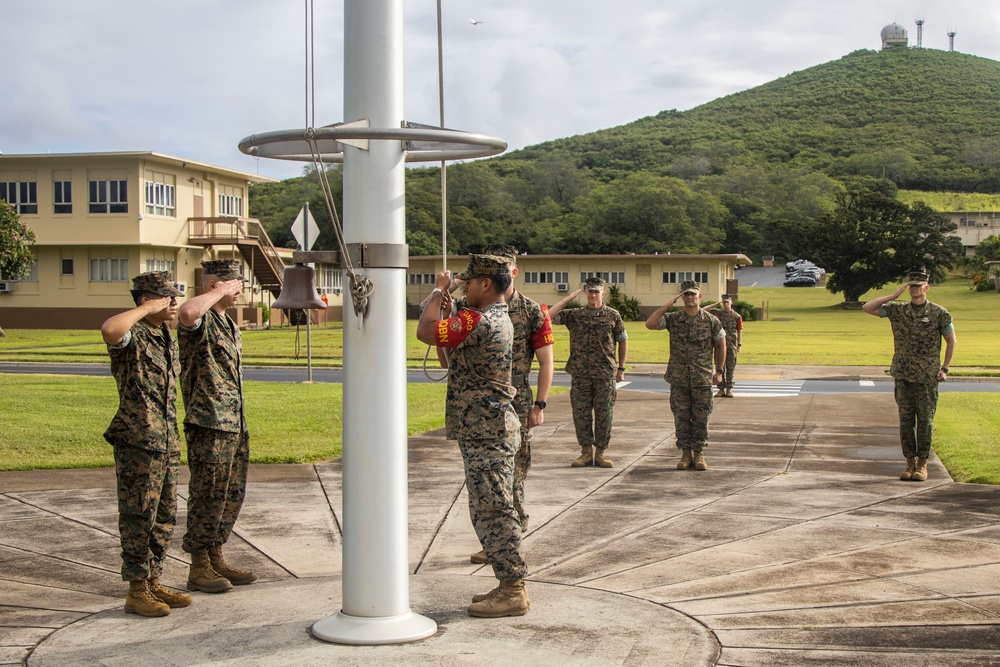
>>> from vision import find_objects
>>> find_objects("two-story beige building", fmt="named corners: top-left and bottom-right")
top-left (946, 211), bottom-right (1000, 255)
top-left (0, 151), bottom-right (347, 329)
top-left (406, 253), bottom-right (751, 317)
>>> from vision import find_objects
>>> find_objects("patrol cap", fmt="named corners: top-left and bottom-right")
top-left (584, 276), bottom-right (606, 291)
top-left (721, 293), bottom-right (733, 301)
top-left (907, 269), bottom-right (930, 286)
top-left (132, 271), bottom-right (183, 297)
top-left (482, 243), bottom-right (519, 263)
top-left (680, 280), bottom-right (701, 294)
top-left (201, 259), bottom-right (246, 281)
top-left (455, 254), bottom-right (511, 280)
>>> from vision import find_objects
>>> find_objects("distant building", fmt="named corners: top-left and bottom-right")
top-left (944, 211), bottom-right (1000, 255)
top-left (881, 23), bottom-right (909, 49)
top-left (0, 151), bottom-right (343, 329)
top-left (406, 253), bottom-right (751, 318)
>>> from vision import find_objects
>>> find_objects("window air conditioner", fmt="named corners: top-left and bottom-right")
top-left (0, 281), bottom-right (13, 293)
top-left (176, 283), bottom-right (187, 295)
top-left (556, 283), bottom-right (569, 292)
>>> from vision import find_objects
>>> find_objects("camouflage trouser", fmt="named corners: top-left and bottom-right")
top-left (182, 425), bottom-right (249, 554)
top-left (669, 385), bottom-right (715, 451)
top-left (513, 418), bottom-right (532, 526)
top-left (721, 345), bottom-right (738, 390)
top-left (459, 433), bottom-right (527, 581)
top-left (113, 445), bottom-right (180, 582)
top-left (570, 376), bottom-right (617, 450)
top-left (894, 380), bottom-right (939, 459)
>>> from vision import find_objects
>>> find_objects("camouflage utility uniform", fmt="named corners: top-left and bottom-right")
top-left (104, 319), bottom-right (181, 582)
top-left (655, 309), bottom-right (725, 452)
top-left (438, 301), bottom-right (526, 581)
top-left (455, 290), bottom-right (553, 526)
top-left (178, 308), bottom-right (249, 555)
top-left (556, 305), bottom-right (627, 452)
top-left (707, 307), bottom-right (742, 392)
top-left (879, 300), bottom-right (954, 459)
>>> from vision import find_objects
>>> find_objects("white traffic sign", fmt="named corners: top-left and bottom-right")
top-left (290, 203), bottom-right (320, 251)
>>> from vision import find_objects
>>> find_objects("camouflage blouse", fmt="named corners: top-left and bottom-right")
top-left (178, 308), bottom-right (245, 433)
top-left (104, 319), bottom-right (180, 452)
top-left (455, 290), bottom-right (553, 415)
top-left (879, 300), bottom-right (954, 383)
top-left (439, 301), bottom-right (520, 441)
top-left (656, 309), bottom-right (725, 387)
top-left (555, 305), bottom-right (627, 379)
top-left (707, 307), bottom-right (743, 348)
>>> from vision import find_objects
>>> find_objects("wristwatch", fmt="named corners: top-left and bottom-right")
top-left (534, 400), bottom-right (546, 410)
top-left (716, 367), bottom-right (725, 374)
top-left (941, 367), bottom-right (949, 373)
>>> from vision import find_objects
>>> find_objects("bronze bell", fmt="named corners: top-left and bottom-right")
top-left (272, 263), bottom-right (328, 310)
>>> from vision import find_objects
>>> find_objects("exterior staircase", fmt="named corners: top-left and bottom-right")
top-left (187, 217), bottom-right (285, 297)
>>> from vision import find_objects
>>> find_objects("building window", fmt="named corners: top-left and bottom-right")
top-left (219, 190), bottom-right (243, 217)
top-left (90, 258), bottom-right (129, 282)
top-left (145, 259), bottom-right (176, 274)
top-left (661, 271), bottom-right (708, 285)
top-left (408, 273), bottom-right (436, 285)
top-left (89, 179), bottom-right (128, 213)
top-left (523, 271), bottom-right (569, 285)
top-left (320, 267), bottom-right (343, 293)
top-left (54, 180), bottom-right (72, 214)
top-left (61, 259), bottom-right (74, 276)
top-left (580, 271), bottom-right (625, 285)
top-left (0, 180), bottom-right (38, 214)
top-left (145, 176), bottom-right (176, 217)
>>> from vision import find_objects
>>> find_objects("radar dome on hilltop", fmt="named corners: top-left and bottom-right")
top-left (881, 23), bottom-right (908, 49)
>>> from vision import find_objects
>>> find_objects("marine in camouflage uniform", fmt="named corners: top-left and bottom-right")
top-left (706, 294), bottom-right (743, 397)
top-left (863, 270), bottom-right (956, 481)
top-left (416, 254), bottom-right (529, 617)
top-left (177, 259), bottom-right (256, 592)
top-left (645, 280), bottom-right (727, 471)
top-left (453, 244), bottom-right (555, 532)
top-left (102, 271), bottom-right (192, 616)
top-left (548, 276), bottom-right (628, 468)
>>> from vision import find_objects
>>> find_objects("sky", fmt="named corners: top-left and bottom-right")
top-left (3, 1), bottom-right (1000, 182)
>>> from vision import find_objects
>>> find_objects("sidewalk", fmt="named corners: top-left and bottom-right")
top-left (3, 385), bottom-right (1000, 666)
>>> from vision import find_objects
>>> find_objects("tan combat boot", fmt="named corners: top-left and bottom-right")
top-left (911, 457), bottom-right (929, 482)
top-left (677, 449), bottom-right (693, 470)
top-left (467, 579), bottom-right (530, 617)
top-left (725, 388), bottom-right (734, 398)
top-left (594, 448), bottom-right (614, 468)
top-left (208, 545), bottom-right (257, 585)
top-left (187, 550), bottom-right (233, 593)
top-left (715, 388), bottom-right (726, 398)
top-left (899, 457), bottom-right (916, 481)
top-left (124, 580), bottom-right (170, 617)
top-left (693, 450), bottom-right (708, 471)
top-left (470, 549), bottom-right (489, 565)
top-left (471, 584), bottom-right (500, 603)
top-left (571, 446), bottom-right (594, 467)
top-left (148, 579), bottom-right (193, 608)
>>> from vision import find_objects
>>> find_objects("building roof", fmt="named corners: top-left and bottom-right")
top-left (411, 253), bottom-right (753, 264)
top-left (0, 151), bottom-right (277, 184)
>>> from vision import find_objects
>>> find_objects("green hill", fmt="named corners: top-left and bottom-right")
top-left (518, 48), bottom-right (1000, 192)
top-left (253, 47), bottom-right (1000, 259)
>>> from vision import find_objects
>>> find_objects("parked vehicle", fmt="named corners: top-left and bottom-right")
top-left (783, 274), bottom-right (818, 287)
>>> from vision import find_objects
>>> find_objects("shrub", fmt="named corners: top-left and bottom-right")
top-left (607, 285), bottom-right (643, 321)
top-left (731, 298), bottom-right (759, 321)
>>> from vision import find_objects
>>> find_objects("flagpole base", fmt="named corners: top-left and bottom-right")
top-left (311, 610), bottom-right (437, 646)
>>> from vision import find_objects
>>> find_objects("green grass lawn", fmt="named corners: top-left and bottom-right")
top-left (1, 278), bottom-right (996, 369)
top-left (0, 278), bottom-right (996, 478)
top-left (0, 374), bottom-right (448, 471)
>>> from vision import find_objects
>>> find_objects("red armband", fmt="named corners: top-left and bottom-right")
top-left (530, 304), bottom-right (555, 349)
top-left (435, 309), bottom-right (482, 348)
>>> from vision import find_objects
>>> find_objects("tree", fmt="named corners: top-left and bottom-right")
top-left (793, 186), bottom-right (961, 303)
top-left (0, 201), bottom-right (37, 336)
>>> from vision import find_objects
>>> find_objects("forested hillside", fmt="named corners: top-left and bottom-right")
top-left (250, 47), bottom-right (1000, 261)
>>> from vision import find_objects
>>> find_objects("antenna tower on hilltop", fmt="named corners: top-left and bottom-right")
top-left (915, 19), bottom-right (924, 48)
top-left (948, 29), bottom-right (956, 52)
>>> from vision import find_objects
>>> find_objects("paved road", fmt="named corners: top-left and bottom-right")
top-left (4, 362), bottom-right (998, 395)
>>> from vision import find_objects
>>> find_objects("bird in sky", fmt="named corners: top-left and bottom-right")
top-left (468, 18), bottom-right (483, 25)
